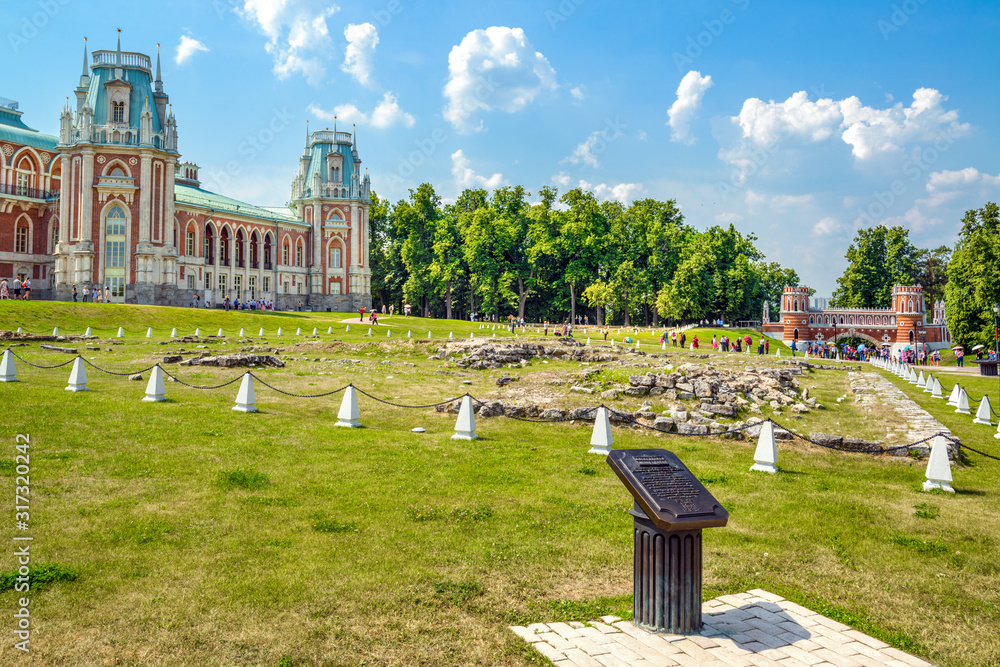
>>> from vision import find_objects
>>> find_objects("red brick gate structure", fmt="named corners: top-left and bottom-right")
top-left (762, 285), bottom-right (951, 354)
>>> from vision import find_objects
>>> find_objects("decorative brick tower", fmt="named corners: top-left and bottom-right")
top-left (892, 285), bottom-right (925, 346)
top-left (780, 286), bottom-right (810, 342)
top-left (52, 33), bottom-right (179, 303)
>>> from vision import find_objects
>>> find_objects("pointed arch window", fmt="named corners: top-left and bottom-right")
top-left (112, 101), bottom-right (125, 124)
top-left (14, 220), bottom-right (29, 254)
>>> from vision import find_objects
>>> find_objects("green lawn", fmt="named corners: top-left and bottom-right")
top-left (1, 303), bottom-right (998, 666)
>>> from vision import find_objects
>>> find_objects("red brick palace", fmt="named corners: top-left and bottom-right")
top-left (762, 285), bottom-right (952, 352)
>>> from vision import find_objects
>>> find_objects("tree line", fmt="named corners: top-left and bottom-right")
top-left (368, 183), bottom-right (800, 326)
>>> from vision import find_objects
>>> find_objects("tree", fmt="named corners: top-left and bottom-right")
top-left (915, 245), bottom-right (951, 308)
top-left (656, 245), bottom-right (716, 322)
top-left (831, 225), bottom-right (919, 308)
top-left (757, 262), bottom-right (800, 322)
top-left (396, 183), bottom-right (441, 317)
top-left (559, 189), bottom-right (608, 323)
top-left (429, 212), bottom-right (464, 321)
top-left (945, 202), bottom-right (1000, 346)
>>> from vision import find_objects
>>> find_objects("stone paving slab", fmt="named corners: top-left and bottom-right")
top-left (510, 590), bottom-right (934, 666)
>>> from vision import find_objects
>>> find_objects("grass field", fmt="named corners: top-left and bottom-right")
top-left (1, 302), bottom-right (999, 666)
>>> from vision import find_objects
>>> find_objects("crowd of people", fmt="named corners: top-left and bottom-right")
top-left (0, 277), bottom-right (31, 300)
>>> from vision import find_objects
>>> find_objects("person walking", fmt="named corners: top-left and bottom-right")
top-left (12, 277), bottom-right (21, 300)
top-left (104, 285), bottom-right (110, 302)
top-left (0, 278), bottom-right (7, 300)
top-left (72, 285), bottom-right (78, 302)
top-left (603, 326), bottom-right (608, 341)
top-left (22, 278), bottom-right (31, 300)
top-left (765, 340), bottom-right (770, 355)
top-left (956, 347), bottom-right (964, 367)
top-left (544, 320), bottom-right (549, 336)
top-left (82, 285), bottom-right (89, 302)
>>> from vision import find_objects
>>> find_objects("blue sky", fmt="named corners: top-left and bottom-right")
top-left (4, 0), bottom-right (999, 295)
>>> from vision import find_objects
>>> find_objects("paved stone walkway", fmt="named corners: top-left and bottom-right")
top-left (511, 589), bottom-right (933, 666)
top-left (849, 371), bottom-right (952, 449)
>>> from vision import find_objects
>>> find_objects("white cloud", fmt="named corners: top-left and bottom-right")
top-left (730, 87), bottom-right (971, 162)
top-left (562, 131), bottom-right (604, 168)
top-left (812, 216), bottom-right (847, 236)
top-left (307, 91), bottom-right (414, 129)
top-left (667, 70), bottom-right (713, 145)
top-left (570, 85), bottom-right (586, 101)
top-left (579, 180), bottom-right (644, 204)
top-left (341, 22), bottom-right (378, 86)
top-left (551, 171), bottom-right (571, 187)
top-left (920, 167), bottom-right (1000, 206)
top-left (638, 130), bottom-right (648, 141)
top-left (452, 150), bottom-right (505, 190)
top-left (370, 92), bottom-right (415, 128)
top-left (443, 26), bottom-right (558, 133)
top-left (715, 212), bottom-right (743, 223)
top-left (238, 0), bottom-right (339, 86)
top-left (745, 189), bottom-right (813, 213)
top-left (882, 205), bottom-right (944, 233)
top-left (175, 35), bottom-right (208, 66)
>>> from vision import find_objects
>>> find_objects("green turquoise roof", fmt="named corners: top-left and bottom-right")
top-left (0, 107), bottom-right (58, 154)
top-left (87, 64), bottom-right (162, 133)
top-left (175, 184), bottom-right (301, 224)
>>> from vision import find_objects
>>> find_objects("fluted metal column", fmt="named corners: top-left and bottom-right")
top-left (632, 509), bottom-right (702, 634)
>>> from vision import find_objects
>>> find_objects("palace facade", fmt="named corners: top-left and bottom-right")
top-left (762, 285), bottom-right (952, 352)
top-left (0, 36), bottom-right (372, 310)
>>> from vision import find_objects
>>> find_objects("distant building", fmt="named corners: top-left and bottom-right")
top-left (0, 34), bottom-right (372, 310)
top-left (762, 285), bottom-right (951, 353)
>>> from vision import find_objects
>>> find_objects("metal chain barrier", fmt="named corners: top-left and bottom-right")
top-left (249, 373), bottom-right (347, 398)
top-left (159, 367), bottom-right (249, 390)
top-left (7, 349), bottom-right (77, 369)
top-left (82, 358), bottom-right (159, 376)
top-left (7, 345), bottom-right (999, 463)
top-left (353, 385), bottom-right (469, 410)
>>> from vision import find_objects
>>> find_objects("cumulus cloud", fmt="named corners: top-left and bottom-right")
top-left (919, 167), bottom-right (1000, 207)
top-left (452, 150), bottom-right (505, 190)
top-left (729, 87), bottom-right (971, 163)
top-left (667, 70), bottom-right (713, 145)
top-left (238, 0), bottom-right (339, 86)
top-left (551, 171), bottom-right (571, 187)
top-left (175, 35), bottom-right (209, 66)
top-left (562, 131), bottom-right (604, 168)
top-left (881, 205), bottom-right (945, 233)
top-left (307, 92), bottom-right (414, 129)
top-left (578, 180), bottom-right (644, 204)
top-left (443, 26), bottom-right (558, 133)
top-left (341, 22), bottom-right (378, 86)
top-left (570, 85), bottom-right (586, 101)
top-left (745, 189), bottom-right (813, 213)
top-left (812, 216), bottom-right (847, 236)
top-left (715, 212), bottom-right (744, 223)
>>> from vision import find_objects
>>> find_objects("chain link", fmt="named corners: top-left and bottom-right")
top-left (82, 358), bottom-right (159, 376)
top-left (353, 385), bottom-right (468, 409)
top-left (159, 368), bottom-right (248, 390)
top-left (249, 373), bottom-right (347, 398)
top-left (7, 349), bottom-right (77, 369)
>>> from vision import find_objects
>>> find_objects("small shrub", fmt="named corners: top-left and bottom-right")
top-left (698, 473), bottom-right (729, 486)
top-left (312, 519), bottom-right (358, 533)
top-left (406, 505), bottom-right (441, 522)
top-left (450, 504), bottom-right (493, 522)
top-left (578, 465), bottom-right (597, 476)
top-left (914, 503), bottom-right (939, 520)
top-left (0, 562), bottom-right (79, 591)
top-left (217, 468), bottom-right (270, 491)
top-left (892, 535), bottom-right (948, 555)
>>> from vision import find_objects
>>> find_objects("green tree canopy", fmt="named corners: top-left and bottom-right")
top-left (831, 225), bottom-right (920, 308)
